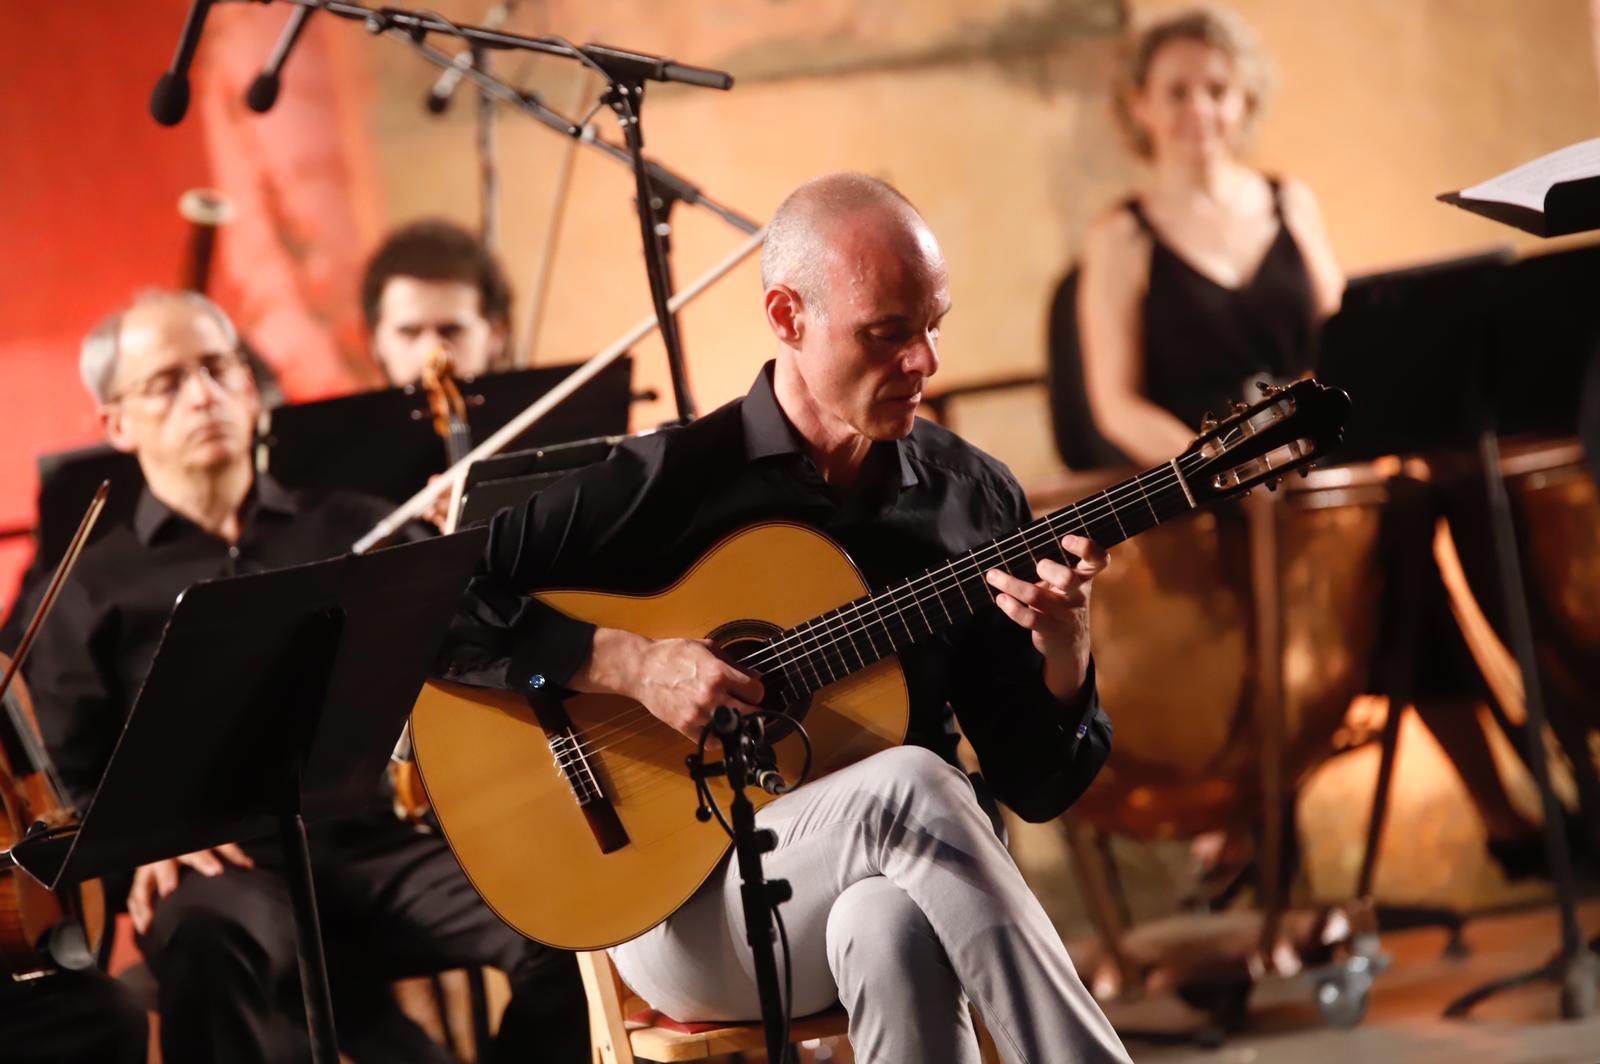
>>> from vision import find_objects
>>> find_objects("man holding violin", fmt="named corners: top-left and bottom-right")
top-left (23, 290), bottom-right (587, 1063)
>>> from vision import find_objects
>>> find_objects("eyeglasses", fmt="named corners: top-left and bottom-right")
top-left (109, 351), bottom-right (253, 407)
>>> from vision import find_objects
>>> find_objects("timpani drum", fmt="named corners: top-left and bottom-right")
top-left (1039, 461), bottom-right (1391, 841)
top-left (1438, 437), bottom-right (1600, 720)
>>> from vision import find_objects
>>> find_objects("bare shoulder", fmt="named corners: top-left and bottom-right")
top-left (1084, 204), bottom-right (1144, 251)
top-left (1081, 204), bottom-right (1150, 280)
top-left (1276, 176), bottom-right (1327, 225)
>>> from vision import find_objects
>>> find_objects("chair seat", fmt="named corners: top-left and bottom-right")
top-left (622, 1000), bottom-right (850, 1063)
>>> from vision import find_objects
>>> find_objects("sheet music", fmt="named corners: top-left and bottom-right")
top-left (1457, 137), bottom-right (1600, 212)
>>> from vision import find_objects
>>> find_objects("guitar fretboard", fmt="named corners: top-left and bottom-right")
top-left (734, 457), bottom-right (1202, 701)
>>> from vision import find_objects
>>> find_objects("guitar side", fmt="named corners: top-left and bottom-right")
top-left (410, 522), bottom-right (911, 950)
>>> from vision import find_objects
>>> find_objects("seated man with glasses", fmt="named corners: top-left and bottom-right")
top-left (23, 289), bottom-right (588, 1063)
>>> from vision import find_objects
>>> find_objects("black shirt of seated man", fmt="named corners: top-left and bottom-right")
top-left (441, 362), bottom-right (1111, 824)
top-left (26, 476), bottom-right (588, 1064)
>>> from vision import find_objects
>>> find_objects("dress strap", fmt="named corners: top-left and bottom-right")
top-left (1123, 197), bottom-right (1156, 236)
top-left (1266, 175), bottom-right (1286, 222)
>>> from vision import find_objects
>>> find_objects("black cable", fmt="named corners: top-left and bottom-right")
top-left (773, 903), bottom-right (795, 1057)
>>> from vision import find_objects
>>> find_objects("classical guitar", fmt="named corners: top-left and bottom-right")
top-left (410, 379), bottom-right (1351, 950)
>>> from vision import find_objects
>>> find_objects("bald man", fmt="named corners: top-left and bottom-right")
top-left (441, 173), bottom-right (1130, 1062)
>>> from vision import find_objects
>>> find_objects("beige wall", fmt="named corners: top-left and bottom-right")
top-left (365, 0), bottom-right (1598, 479)
top-left (358, 0), bottom-right (1598, 935)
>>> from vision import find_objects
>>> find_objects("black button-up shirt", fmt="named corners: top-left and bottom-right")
top-left (441, 364), bottom-right (1111, 823)
top-left (28, 476), bottom-right (417, 811)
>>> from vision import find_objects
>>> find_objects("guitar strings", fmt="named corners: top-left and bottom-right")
top-left (556, 458), bottom-right (1199, 755)
top-left (547, 411), bottom-right (1308, 801)
top-left (553, 454), bottom-right (1212, 762)
top-left (551, 453), bottom-right (1212, 764)
top-left (737, 455), bottom-right (1205, 677)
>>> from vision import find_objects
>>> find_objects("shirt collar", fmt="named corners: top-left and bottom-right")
top-left (133, 474), bottom-right (299, 546)
top-left (740, 362), bottom-right (919, 490)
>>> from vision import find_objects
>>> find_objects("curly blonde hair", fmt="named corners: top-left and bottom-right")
top-left (1112, 4), bottom-right (1276, 159)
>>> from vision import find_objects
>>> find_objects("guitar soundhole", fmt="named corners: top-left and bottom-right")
top-left (708, 619), bottom-right (811, 739)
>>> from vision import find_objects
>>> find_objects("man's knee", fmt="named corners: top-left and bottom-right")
top-left (825, 877), bottom-right (940, 979)
top-left (867, 746), bottom-right (981, 816)
top-left (141, 875), bottom-right (289, 987)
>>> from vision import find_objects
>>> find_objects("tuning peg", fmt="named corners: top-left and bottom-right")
top-left (1232, 401), bottom-right (1251, 417)
top-left (1255, 380), bottom-right (1282, 396)
top-left (1265, 478), bottom-right (1280, 492)
top-left (1299, 465), bottom-right (1314, 478)
top-left (1200, 413), bottom-right (1219, 432)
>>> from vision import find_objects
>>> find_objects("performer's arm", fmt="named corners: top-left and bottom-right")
top-left (1278, 177), bottom-right (1345, 319)
top-left (437, 439), bottom-right (761, 740)
top-left (948, 483), bottom-right (1113, 823)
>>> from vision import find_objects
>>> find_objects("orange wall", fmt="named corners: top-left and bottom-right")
top-left (0, 4), bottom-right (382, 607)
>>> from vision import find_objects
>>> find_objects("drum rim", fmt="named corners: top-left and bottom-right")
top-left (1497, 436), bottom-right (1586, 479)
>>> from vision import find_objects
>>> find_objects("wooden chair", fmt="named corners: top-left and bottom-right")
top-left (577, 950), bottom-right (1004, 1064)
top-left (578, 950), bottom-right (849, 1063)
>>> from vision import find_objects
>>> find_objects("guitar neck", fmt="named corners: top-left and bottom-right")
top-left (741, 458), bottom-right (1203, 697)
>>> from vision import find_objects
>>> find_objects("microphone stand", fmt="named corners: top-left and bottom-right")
top-left (473, 41), bottom-right (500, 252)
top-left (688, 707), bottom-right (795, 1064)
top-left (390, 29), bottom-right (762, 419)
top-left (246, 0), bottom-right (744, 423)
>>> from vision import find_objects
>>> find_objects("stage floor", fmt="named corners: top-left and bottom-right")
top-left (1113, 900), bottom-right (1600, 1063)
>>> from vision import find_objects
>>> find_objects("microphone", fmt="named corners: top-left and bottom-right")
top-left (754, 766), bottom-right (789, 797)
top-left (424, 1), bottom-right (516, 114)
top-left (741, 715), bottom-right (790, 795)
top-left (150, 0), bottom-right (217, 126)
top-left (246, 5), bottom-right (316, 113)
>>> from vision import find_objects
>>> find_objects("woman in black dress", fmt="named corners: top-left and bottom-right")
top-left (1076, 4), bottom-right (1343, 466)
top-left (1071, 5), bottom-right (1543, 886)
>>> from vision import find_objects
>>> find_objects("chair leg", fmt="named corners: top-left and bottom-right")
top-left (576, 950), bottom-right (636, 1064)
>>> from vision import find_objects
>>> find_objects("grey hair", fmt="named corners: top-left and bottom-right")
top-left (80, 289), bottom-right (240, 403)
top-left (759, 172), bottom-right (922, 315)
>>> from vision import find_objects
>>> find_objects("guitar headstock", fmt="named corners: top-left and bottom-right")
top-left (1178, 378), bottom-right (1352, 503)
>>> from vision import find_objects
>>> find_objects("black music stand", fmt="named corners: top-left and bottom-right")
top-left (1439, 243), bottom-right (1600, 1021)
top-left (262, 358), bottom-right (636, 505)
top-left (455, 432), bottom-right (646, 527)
top-left (1321, 240), bottom-right (1600, 1018)
top-left (10, 530), bottom-right (488, 1063)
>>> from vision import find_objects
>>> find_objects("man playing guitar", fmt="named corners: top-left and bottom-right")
top-left (440, 172), bottom-right (1131, 1062)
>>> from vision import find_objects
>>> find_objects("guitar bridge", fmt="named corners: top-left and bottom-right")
top-left (528, 696), bottom-right (629, 855)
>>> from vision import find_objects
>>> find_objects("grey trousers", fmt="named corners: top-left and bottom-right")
top-left (610, 746), bottom-right (1130, 1064)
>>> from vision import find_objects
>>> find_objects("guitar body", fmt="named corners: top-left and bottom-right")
top-left (411, 522), bottom-right (911, 950)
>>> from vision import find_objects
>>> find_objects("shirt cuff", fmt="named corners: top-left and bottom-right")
top-left (1062, 656), bottom-right (1100, 744)
top-left (507, 615), bottom-right (597, 696)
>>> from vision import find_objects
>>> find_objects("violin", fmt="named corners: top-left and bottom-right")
top-left (0, 483), bottom-right (109, 979)
top-left (389, 348), bottom-right (473, 825)
top-left (422, 346), bottom-right (473, 470)
top-left (0, 654), bottom-right (105, 979)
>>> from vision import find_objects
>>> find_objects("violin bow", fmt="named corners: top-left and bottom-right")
top-left (0, 481), bottom-right (110, 805)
